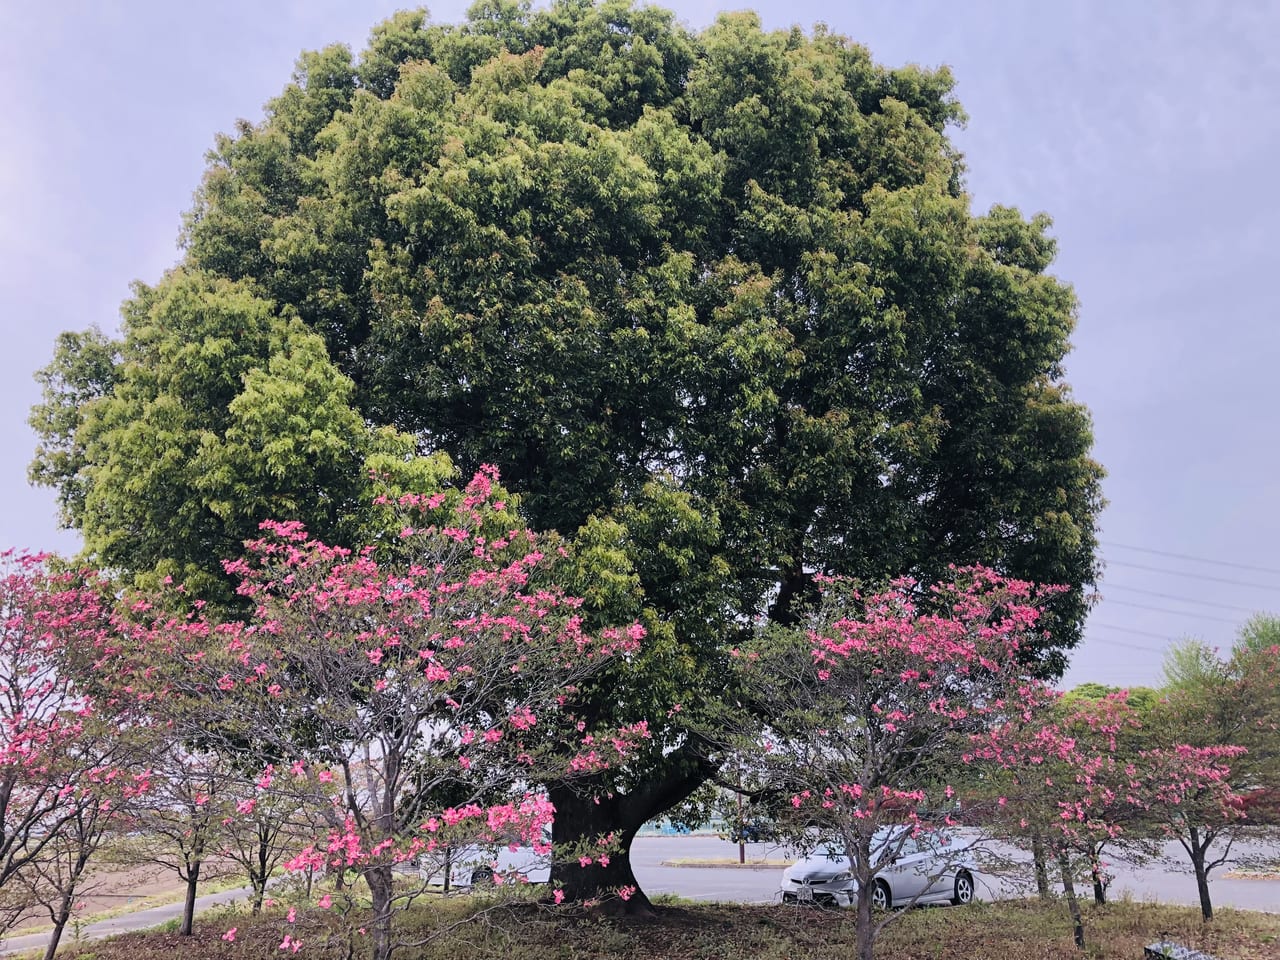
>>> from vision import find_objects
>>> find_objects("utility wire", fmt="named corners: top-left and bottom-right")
top-left (1100, 584), bottom-right (1261, 614)
top-left (1089, 638), bottom-right (1167, 654)
top-left (1105, 560), bottom-right (1280, 593)
top-left (1081, 629), bottom-right (1167, 654)
top-left (1103, 540), bottom-right (1280, 576)
top-left (1091, 598), bottom-right (1240, 625)
top-left (1089, 622), bottom-right (1177, 642)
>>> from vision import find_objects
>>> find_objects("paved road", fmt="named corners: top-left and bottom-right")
top-left (0, 884), bottom-right (254, 956)
top-left (2, 835), bottom-right (1273, 955)
top-left (630, 835), bottom-right (1280, 913)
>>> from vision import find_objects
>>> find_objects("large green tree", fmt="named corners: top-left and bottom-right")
top-left (30, 0), bottom-right (1104, 905)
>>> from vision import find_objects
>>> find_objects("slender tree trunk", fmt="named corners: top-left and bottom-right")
top-left (1056, 850), bottom-right (1085, 950)
top-left (180, 861), bottom-right (200, 937)
top-left (1188, 826), bottom-right (1214, 921)
top-left (365, 863), bottom-right (395, 960)
top-left (253, 823), bottom-right (270, 914)
top-left (42, 822), bottom-right (97, 960)
top-left (737, 789), bottom-right (745, 865)
top-left (854, 879), bottom-right (875, 960)
top-left (42, 895), bottom-right (73, 960)
top-left (853, 832), bottom-right (877, 960)
top-left (1031, 831), bottom-right (1052, 901)
top-left (1090, 856), bottom-right (1107, 905)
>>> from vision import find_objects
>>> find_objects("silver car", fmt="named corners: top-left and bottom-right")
top-left (779, 828), bottom-right (977, 909)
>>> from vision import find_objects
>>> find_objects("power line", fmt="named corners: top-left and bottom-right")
top-left (1082, 629), bottom-right (1167, 654)
top-left (1100, 584), bottom-right (1262, 614)
top-left (1103, 541), bottom-right (1280, 577)
top-left (1105, 560), bottom-right (1280, 593)
top-left (1089, 622), bottom-right (1176, 642)
top-left (1092, 598), bottom-right (1240, 625)
top-left (1091, 638), bottom-right (1167, 654)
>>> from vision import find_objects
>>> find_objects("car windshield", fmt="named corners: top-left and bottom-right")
top-left (820, 829), bottom-right (948, 862)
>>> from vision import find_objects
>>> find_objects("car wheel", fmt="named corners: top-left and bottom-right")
top-left (470, 867), bottom-right (496, 888)
top-left (952, 870), bottom-right (974, 906)
top-left (871, 880), bottom-right (891, 911)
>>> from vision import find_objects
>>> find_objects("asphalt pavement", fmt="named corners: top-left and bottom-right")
top-left (0, 883), bottom-right (252, 957)
top-left (631, 835), bottom-right (1280, 913)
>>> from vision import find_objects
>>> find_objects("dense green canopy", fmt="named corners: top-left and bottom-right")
top-left (31, 0), bottom-right (1104, 901)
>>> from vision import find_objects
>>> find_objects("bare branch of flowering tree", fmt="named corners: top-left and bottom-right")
top-left (112, 743), bottom-right (239, 937)
top-left (17, 792), bottom-right (116, 960)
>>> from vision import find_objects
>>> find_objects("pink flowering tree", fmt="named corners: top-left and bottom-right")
top-left (1130, 743), bottom-right (1249, 920)
top-left (220, 764), bottom-right (314, 915)
top-left (116, 743), bottom-right (236, 936)
top-left (982, 691), bottom-right (1167, 908)
top-left (972, 691), bottom-right (1247, 944)
top-left (122, 468), bottom-right (648, 960)
top-left (727, 568), bottom-right (1060, 960)
top-left (0, 553), bottom-right (141, 952)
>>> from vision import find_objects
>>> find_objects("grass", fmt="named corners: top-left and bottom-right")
top-left (51, 896), bottom-right (1280, 960)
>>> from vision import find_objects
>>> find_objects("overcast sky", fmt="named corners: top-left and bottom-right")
top-left (3, 1), bottom-right (1278, 690)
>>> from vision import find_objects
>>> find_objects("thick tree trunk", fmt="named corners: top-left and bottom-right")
top-left (549, 787), bottom-right (651, 911)
top-left (1056, 850), bottom-right (1085, 950)
top-left (365, 864), bottom-right (395, 960)
top-left (1031, 831), bottom-right (1052, 901)
top-left (549, 745), bottom-right (715, 910)
top-left (1188, 826), bottom-right (1213, 921)
top-left (768, 567), bottom-right (811, 627)
top-left (180, 861), bottom-right (200, 937)
top-left (250, 877), bottom-right (266, 916)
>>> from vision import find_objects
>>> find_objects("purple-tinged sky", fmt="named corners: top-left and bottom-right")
top-left (3, 1), bottom-right (1278, 688)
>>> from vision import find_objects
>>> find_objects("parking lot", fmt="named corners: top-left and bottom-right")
top-left (630, 835), bottom-right (1280, 913)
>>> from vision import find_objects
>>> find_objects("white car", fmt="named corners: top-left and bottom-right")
top-left (419, 825), bottom-right (553, 889)
top-left (780, 828), bottom-right (977, 909)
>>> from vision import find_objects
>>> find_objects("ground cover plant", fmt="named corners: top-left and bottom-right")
top-left (53, 898), bottom-right (1280, 960)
